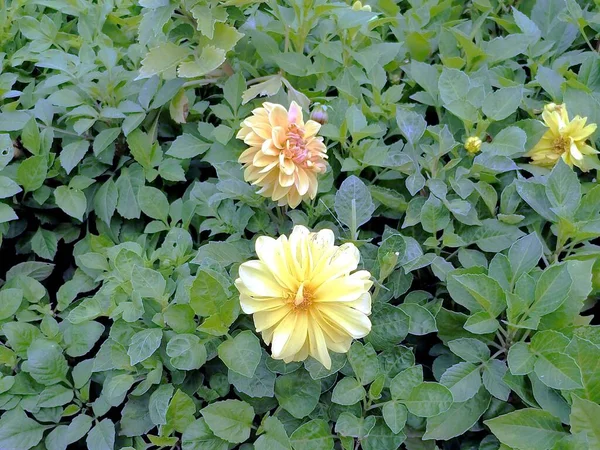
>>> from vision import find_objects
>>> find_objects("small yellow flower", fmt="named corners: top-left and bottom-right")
top-left (526, 103), bottom-right (598, 171)
top-left (236, 102), bottom-right (328, 208)
top-left (352, 0), bottom-right (371, 11)
top-left (235, 226), bottom-right (373, 369)
top-left (465, 136), bottom-right (482, 154)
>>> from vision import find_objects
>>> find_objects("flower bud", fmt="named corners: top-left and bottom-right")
top-left (310, 105), bottom-right (329, 125)
top-left (352, 1), bottom-right (371, 11)
top-left (464, 136), bottom-right (482, 154)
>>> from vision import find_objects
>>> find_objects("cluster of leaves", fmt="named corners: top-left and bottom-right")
top-left (1, 0), bottom-right (600, 449)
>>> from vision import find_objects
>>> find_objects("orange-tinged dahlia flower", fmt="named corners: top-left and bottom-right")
top-left (235, 226), bottom-right (372, 369)
top-left (236, 101), bottom-right (328, 208)
top-left (526, 103), bottom-right (598, 171)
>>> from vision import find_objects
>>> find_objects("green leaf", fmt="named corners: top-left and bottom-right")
top-left (86, 419), bottom-right (115, 450)
top-left (448, 338), bottom-right (490, 363)
top-left (190, 269), bottom-right (230, 317)
top-left (530, 263), bottom-right (572, 318)
top-left (403, 382), bottom-right (453, 418)
top-left (360, 419), bottom-right (406, 450)
top-left (481, 127), bottom-right (527, 157)
top-left (381, 402), bottom-right (408, 434)
top-left (508, 233), bottom-right (543, 284)
top-left (290, 419), bottom-right (333, 450)
top-left (275, 370), bottom-right (321, 419)
top-left (421, 194), bottom-right (450, 233)
top-left (138, 186), bottom-right (169, 223)
top-left (167, 133), bottom-right (211, 159)
top-left (0, 408), bottom-right (48, 450)
top-left (450, 273), bottom-right (506, 316)
top-left (0, 203), bottom-right (17, 223)
top-left (127, 328), bottom-right (163, 365)
top-left (178, 46), bottom-right (226, 78)
top-left (364, 303), bottom-right (410, 351)
top-left (0, 176), bottom-right (22, 198)
top-left (424, 388), bottom-right (491, 440)
top-left (482, 86), bottom-right (523, 121)
top-left (60, 140), bottom-right (89, 175)
top-left (217, 331), bottom-right (261, 378)
top-left (31, 228), bottom-right (58, 260)
top-left (440, 362), bottom-right (481, 402)
top-left (54, 186), bottom-right (86, 221)
top-left (93, 178), bottom-right (118, 225)
top-left (482, 359), bottom-right (510, 401)
top-left (181, 418), bottom-right (229, 450)
top-left (335, 175), bottom-right (375, 235)
top-left (17, 156), bottom-right (48, 192)
top-left (166, 390), bottom-right (196, 433)
top-left (131, 265), bottom-right (166, 299)
top-left (201, 400), bottom-right (254, 444)
top-left (508, 342), bottom-right (535, 375)
top-left (569, 395), bottom-right (600, 448)
top-left (484, 408), bottom-right (567, 450)
top-left (391, 365), bottom-right (423, 400)
top-left (138, 42), bottom-right (192, 79)
top-left (24, 339), bottom-right (68, 385)
top-left (347, 342), bottom-right (379, 385)
top-left (545, 159), bottom-right (581, 217)
top-left (0, 288), bottom-right (23, 320)
top-left (331, 377), bottom-right (366, 405)
top-left (335, 413), bottom-right (376, 438)
top-left (534, 352), bottom-right (583, 390)
top-left (167, 334), bottom-right (207, 370)
top-left (566, 336), bottom-right (600, 403)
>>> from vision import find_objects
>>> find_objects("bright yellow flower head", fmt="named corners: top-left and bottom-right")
top-left (464, 136), bottom-right (482, 154)
top-left (526, 103), bottom-right (598, 171)
top-left (235, 226), bottom-right (373, 369)
top-left (236, 101), bottom-right (328, 209)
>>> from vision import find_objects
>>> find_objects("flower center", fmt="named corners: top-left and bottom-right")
top-left (552, 136), bottom-right (569, 154)
top-left (284, 124), bottom-right (309, 165)
top-left (291, 282), bottom-right (314, 310)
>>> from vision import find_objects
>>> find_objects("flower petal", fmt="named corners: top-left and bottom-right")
top-left (237, 260), bottom-right (286, 297)
top-left (317, 304), bottom-right (372, 338)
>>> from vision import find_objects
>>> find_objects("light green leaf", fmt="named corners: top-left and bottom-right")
top-left (403, 382), bottom-right (453, 418)
top-left (201, 400), bottom-right (254, 444)
top-left (0, 408), bottom-right (48, 450)
top-left (182, 418), bottom-right (228, 450)
top-left (137, 186), bottom-right (169, 223)
top-left (440, 362), bottom-right (481, 402)
top-left (54, 186), bottom-right (86, 221)
top-left (16, 156), bottom-right (48, 192)
top-left (217, 331), bottom-right (261, 377)
top-left (60, 140), bottom-right (88, 175)
top-left (86, 419), bottom-right (115, 450)
top-left (275, 370), bottom-right (321, 419)
top-left (331, 377), bottom-right (366, 405)
top-left (424, 388), bottom-right (491, 440)
top-left (138, 42), bottom-right (192, 79)
top-left (290, 419), bottom-right (333, 450)
top-left (127, 328), bottom-right (163, 365)
top-left (482, 86), bottom-right (523, 121)
top-left (570, 395), bottom-right (600, 448)
top-left (484, 408), bottom-right (567, 450)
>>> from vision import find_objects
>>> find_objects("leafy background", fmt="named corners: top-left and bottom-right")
top-left (1, 0), bottom-right (600, 449)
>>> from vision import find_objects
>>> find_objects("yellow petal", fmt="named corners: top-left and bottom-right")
top-left (269, 104), bottom-right (289, 129)
top-left (317, 304), bottom-right (371, 338)
top-left (238, 291), bottom-right (285, 313)
top-left (255, 236), bottom-right (297, 290)
top-left (237, 260), bottom-right (285, 297)
top-left (253, 306), bottom-right (291, 332)
top-left (307, 316), bottom-right (331, 369)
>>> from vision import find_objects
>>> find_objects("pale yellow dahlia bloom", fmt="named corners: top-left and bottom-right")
top-left (235, 226), bottom-right (372, 369)
top-left (236, 101), bottom-right (328, 208)
top-left (526, 103), bottom-right (598, 171)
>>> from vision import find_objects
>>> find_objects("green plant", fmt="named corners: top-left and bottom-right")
top-left (0, 0), bottom-right (600, 449)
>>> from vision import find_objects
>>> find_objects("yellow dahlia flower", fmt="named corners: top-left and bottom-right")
top-left (236, 101), bottom-right (328, 209)
top-left (526, 103), bottom-right (598, 171)
top-left (464, 136), bottom-right (482, 154)
top-left (235, 226), bottom-right (372, 369)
